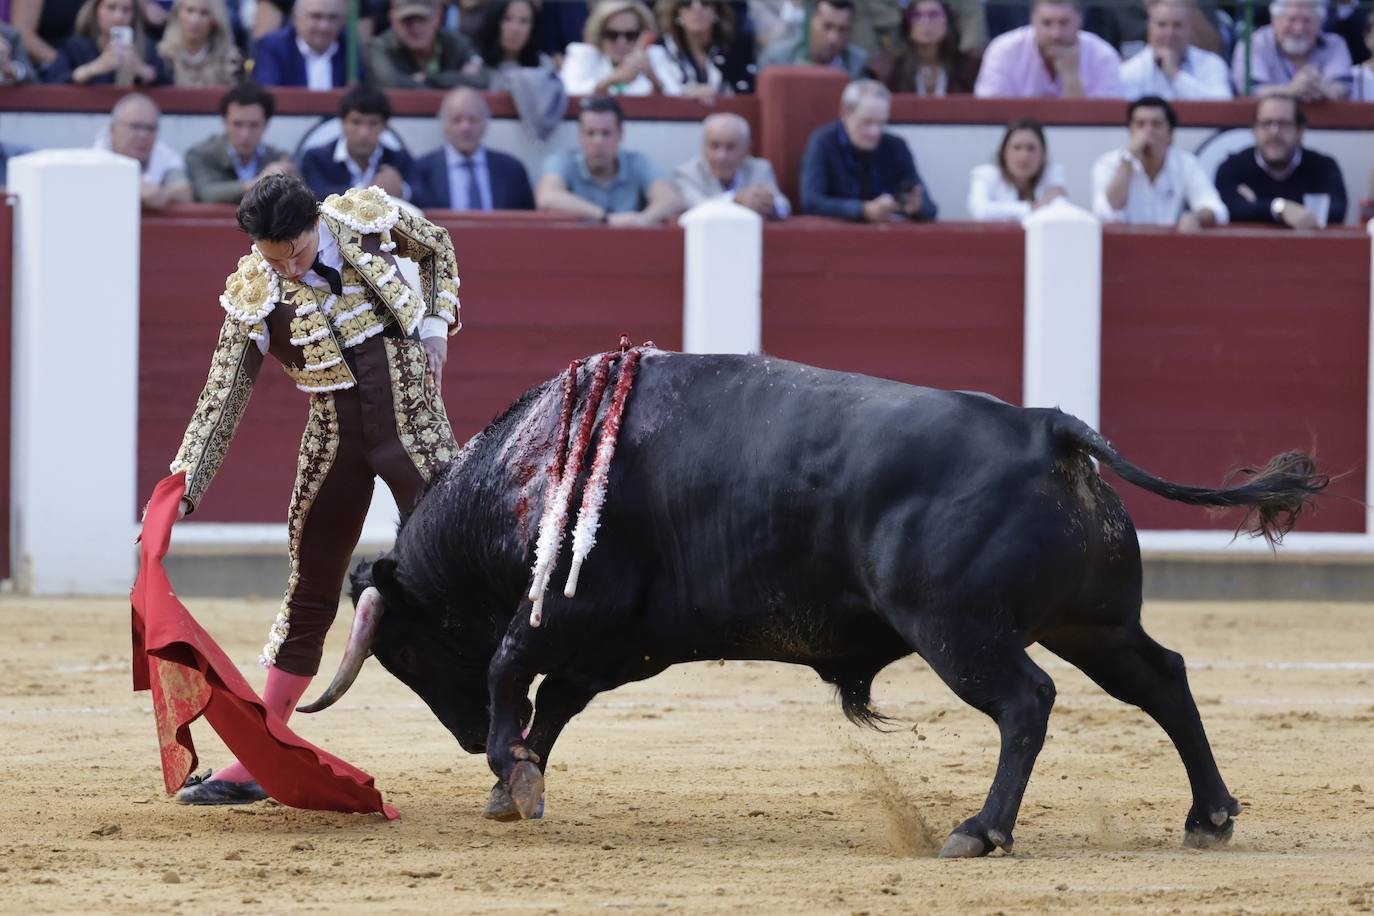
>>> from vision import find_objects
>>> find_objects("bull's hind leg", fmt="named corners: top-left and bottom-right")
top-left (1041, 623), bottom-right (1241, 848)
top-left (904, 626), bottom-right (1057, 858)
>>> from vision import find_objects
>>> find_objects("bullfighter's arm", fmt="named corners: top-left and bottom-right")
top-left (169, 313), bottom-right (265, 512)
top-left (388, 206), bottom-right (462, 335)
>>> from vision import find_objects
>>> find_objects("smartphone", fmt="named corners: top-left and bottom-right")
top-left (110, 25), bottom-right (134, 45)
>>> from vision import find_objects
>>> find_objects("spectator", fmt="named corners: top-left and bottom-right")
top-left (799, 79), bottom-right (937, 222)
top-left (475, 0), bottom-right (555, 86)
top-left (1120, 0), bottom-right (1231, 100)
top-left (11, 0), bottom-right (86, 69)
top-left (535, 96), bottom-right (683, 225)
top-left (1326, 0), bottom-right (1368, 65)
top-left (0, 21), bottom-right (37, 83)
top-left (560, 0), bottom-right (665, 96)
top-left (300, 85), bottom-right (414, 200)
top-left (97, 93), bottom-right (193, 209)
top-left (252, 0), bottom-right (352, 89)
top-left (43, 0), bottom-right (170, 85)
top-left (1215, 95), bottom-right (1347, 228)
top-left (1084, 0), bottom-right (1225, 59)
top-left (967, 118), bottom-right (1067, 221)
top-left (673, 112), bottom-right (790, 217)
top-left (1091, 95), bottom-right (1227, 231)
top-left (185, 82), bottom-right (293, 204)
top-left (1348, 14), bottom-right (1374, 100)
top-left (156, 0), bottom-right (241, 85)
top-left (650, 0), bottom-right (756, 98)
top-left (974, 0), bottom-right (1121, 98)
top-left (366, 0), bottom-right (489, 89)
top-left (758, 0), bottom-right (869, 78)
top-left (748, 0), bottom-right (805, 50)
top-left (412, 87), bottom-right (535, 210)
top-left (1, 143), bottom-right (33, 186)
top-left (1233, 0), bottom-right (1350, 100)
top-left (865, 0), bottom-right (981, 95)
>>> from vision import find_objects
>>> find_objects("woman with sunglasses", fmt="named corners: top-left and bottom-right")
top-left (864, 0), bottom-right (979, 95)
top-left (560, 0), bottom-right (665, 96)
top-left (650, 0), bottom-right (756, 98)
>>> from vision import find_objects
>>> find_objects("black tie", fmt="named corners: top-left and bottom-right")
top-left (463, 158), bottom-right (485, 211)
top-left (311, 255), bottom-right (343, 296)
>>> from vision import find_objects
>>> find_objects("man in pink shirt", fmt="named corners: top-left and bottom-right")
top-left (974, 0), bottom-right (1123, 98)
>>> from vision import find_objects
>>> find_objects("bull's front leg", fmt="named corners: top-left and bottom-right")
top-left (485, 625), bottom-right (544, 820)
top-left (484, 675), bottom-right (598, 822)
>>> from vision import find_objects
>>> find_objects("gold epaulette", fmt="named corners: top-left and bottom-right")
top-left (319, 186), bottom-right (401, 253)
top-left (219, 250), bottom-right (276, 340)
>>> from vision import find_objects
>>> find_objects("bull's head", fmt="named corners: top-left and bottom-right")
top-left (298, 555), bottom-right (495, 754)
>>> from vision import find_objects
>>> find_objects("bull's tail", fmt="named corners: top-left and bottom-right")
top-left (1051, 411), bottom-right (1329, 545)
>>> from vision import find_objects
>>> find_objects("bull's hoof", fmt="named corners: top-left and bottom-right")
top-left (508, 761), bottom-right (545, 820)
top-left (938, 818), bottom-right (1012, 859)
top-left (483, 782), bottom-right (522, 822)
top-left (1182, 798), bottom-right (1241, 849)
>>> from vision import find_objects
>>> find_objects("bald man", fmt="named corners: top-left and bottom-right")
top-left (98, 94), bottom-right (192, 210)
top-left (672, 113), bottom-right (790, 218)
top-left (412, 88), bottom-right (534, 210)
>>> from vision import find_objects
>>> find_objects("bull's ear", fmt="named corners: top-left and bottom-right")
top-left (372, 556), bottom-right (399, 592)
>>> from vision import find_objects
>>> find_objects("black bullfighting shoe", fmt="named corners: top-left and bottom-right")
top-left (175, 771), bottom-right (269, 806)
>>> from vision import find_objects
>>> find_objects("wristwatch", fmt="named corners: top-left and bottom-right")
top-left (1271, 198), bottom-right (1288, 220)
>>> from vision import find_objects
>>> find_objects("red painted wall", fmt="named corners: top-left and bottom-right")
top-left (138, 212), bottom-right (683, 522)
top-left (762, 219), bottom-right (1024, 402)
top-left (1100, 227), bottom-right (1368, 533)
top-left (0, 200), bottom-right (11, 579)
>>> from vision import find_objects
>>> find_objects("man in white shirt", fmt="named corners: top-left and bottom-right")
top-left (253, 0), bottom-right (351, 89)
top-left (1092, 95), bottom-right (1228, 231)
top-left (672, 113), bottom-right (790, 218)
top-left (1120, 0), bottom-right (1233, 100)
top-left (98, 93), bottom-right (193, 211)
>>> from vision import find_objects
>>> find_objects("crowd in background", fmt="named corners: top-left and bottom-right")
top-left (1, 0), bottom-right (1371, 227)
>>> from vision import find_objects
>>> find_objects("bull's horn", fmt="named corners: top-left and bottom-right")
top-left (297, 586), bottom-right (383, 714)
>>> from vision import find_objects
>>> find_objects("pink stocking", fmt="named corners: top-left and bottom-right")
top-left (208, 667), bottom-right (313, 784)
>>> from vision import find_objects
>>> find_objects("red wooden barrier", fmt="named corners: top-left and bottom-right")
top-left (0, 199), bottom-right (12, 578)
top-left (1100, 227), bottom-right (1368, 533)
top-left (137, 214), bottom-right (683, 522)
top-left (761, 219), bottom-right (1024, 402)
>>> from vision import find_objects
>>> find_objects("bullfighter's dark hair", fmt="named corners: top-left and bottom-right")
top-left (579, 95), bottom-right (625, 126)
top-left (339, 84), bottom-right (392, 121)
top-left (1128, 95), bottom-right (1178, 130)
top-left (218, 80), bottom-right (275, 120)
top-left (236, 174), bottom-right (319, 241)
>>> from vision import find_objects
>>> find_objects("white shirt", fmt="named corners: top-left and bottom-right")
top-left (1119, 45), bottom-right (1233, 101)
top-left (559, 42), bottom-right (663, 96)
top-left (444, 145), bottom-right (492, 211)
top-left (296, 36), bottom-right (338, 91)
top-left (966, 162), bottom-right (1067, 222)
top-left (1091, 146), bottom-right (1229, 226)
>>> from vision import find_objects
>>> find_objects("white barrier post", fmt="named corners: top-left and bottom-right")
top-left (9, 150), bottom-right (141, 593)
top-left (1022, 199), bottom-right (1103, 429)
top-left (679, 198), bottom-right (762, 354)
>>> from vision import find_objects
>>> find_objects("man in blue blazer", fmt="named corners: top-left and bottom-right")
top-left (800, 79), bottom-right (938, 223)
top-left (300, 85), bottom-right (415, 200)
top-left (412, 88), bottom-right (534, 211)
top-left (253, 0), bottom-right (355, 89)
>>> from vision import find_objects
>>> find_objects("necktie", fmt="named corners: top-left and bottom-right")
top-left (311, 255), bottom-right (343, 296)
top-left (462, 158), bottom-right (485, 211)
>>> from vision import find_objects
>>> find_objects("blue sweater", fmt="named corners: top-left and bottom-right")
top-left (799, 120), bottom-right (937, 222)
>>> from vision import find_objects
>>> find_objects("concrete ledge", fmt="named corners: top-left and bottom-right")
top-left (164, 542), bottom-right (393, 600)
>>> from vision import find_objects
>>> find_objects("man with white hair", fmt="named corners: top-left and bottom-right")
top-left (1119, 0), bottom-right (1232, 100)
top-left (672, 113), bottom-right (789, 219)
top-left (800, 79), bottom-right (936, 222)
top-left (97, 93), bottom-right (192, 211)
top-left (1232, 0), bottom-right (1351, 99)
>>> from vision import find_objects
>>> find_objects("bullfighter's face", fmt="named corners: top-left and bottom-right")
top-left (255, 222), bottom-right (321, 282)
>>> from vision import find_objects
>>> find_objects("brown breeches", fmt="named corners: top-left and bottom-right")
top-left (267, 335), bottom-right (457, 676)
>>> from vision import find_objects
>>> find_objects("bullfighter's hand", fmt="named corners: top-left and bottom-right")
top-left (423, 335), bottom-right (448, 387)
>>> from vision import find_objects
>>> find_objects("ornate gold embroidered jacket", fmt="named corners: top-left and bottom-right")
top-left (170, 187), bottom-right (462, 510)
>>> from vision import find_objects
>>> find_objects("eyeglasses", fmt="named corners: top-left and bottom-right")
top-left (603, 28), bottom-right (641, 42)
top-left (909, 7), bottom-right (946, 20)
top-left (1255, 119), bottom-right (1298, 131)
top-left (676, 0), bottom-right (713, 8)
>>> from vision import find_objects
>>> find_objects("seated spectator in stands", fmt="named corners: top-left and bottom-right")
top-left (97, 93), bottom-right (192, 209)
top-left (0, 21), bottom-right (38, 83)
top-left (749, 0), bottom-right (805, 51)
top-left (865, 0), bottom-right (981, 95)
top-left (536, 96), bottom-right (683, 224)
top-left (366, 0), bottom-right (488, 89)
top-left (1233, 0), bottom-right (1350, 100)
top-left (43, 0), bottom-right (170, 84)
top-left (300, 85), bottom-right (414, 200)
top-left (412, 87), bottom-right (534, 210)
top-left (759, 0), bottom-right (869, 78)
top-left (1348, 15), bottom-right (1374, 100)
top-left (974, 0), bottom-right (1121, 98)
top-left (800, 79), bottom-right (937, 223)
top-left (967, 118), bottom-right (1067, 221)
top-left (1215, 95), bottom-right (1347, 227)
top-left (1, 143), bottom-right (33, 186)
top-left (253, 0), bottom-right (352, 88)
top-left (1084, 0), bottom-right (1225, 60)
top-left (650, 0), bottom-right (756, 98)
top-left (560, 0), bottom-right (665, 96)
top-left (476, 0), bottom-right (556, 88)
top-left (12, 0), bottom-right (87, 70)
top-left (1120, 0), bottom-right (1231, 100)
top-left (1091, 96), bottom-right (1227, 231)
top-left (186, 82), bottom-right (292, 203)
top-left (156, 0), bottom-right (241, 85)
top-left (673, 112), bottom-right (789, 217)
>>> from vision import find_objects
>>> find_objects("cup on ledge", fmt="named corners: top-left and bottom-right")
top-left (1303, 193), bottom-right (1331, 228)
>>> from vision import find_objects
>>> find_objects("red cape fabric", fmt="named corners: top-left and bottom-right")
top-left (131, 472), bottom-right (399, 819)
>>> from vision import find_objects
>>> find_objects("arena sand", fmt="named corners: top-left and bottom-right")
top-left (2, 596), bottom-right (1373, 914)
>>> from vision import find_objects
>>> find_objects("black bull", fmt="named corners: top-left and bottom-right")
top-left (301, 350), bottom-right (1326, 857)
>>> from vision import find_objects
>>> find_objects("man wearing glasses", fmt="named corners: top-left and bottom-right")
top-left (254, 0), bottom-right (355, 89)
top-left (1214, 95), bottom-right (1347, 228)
